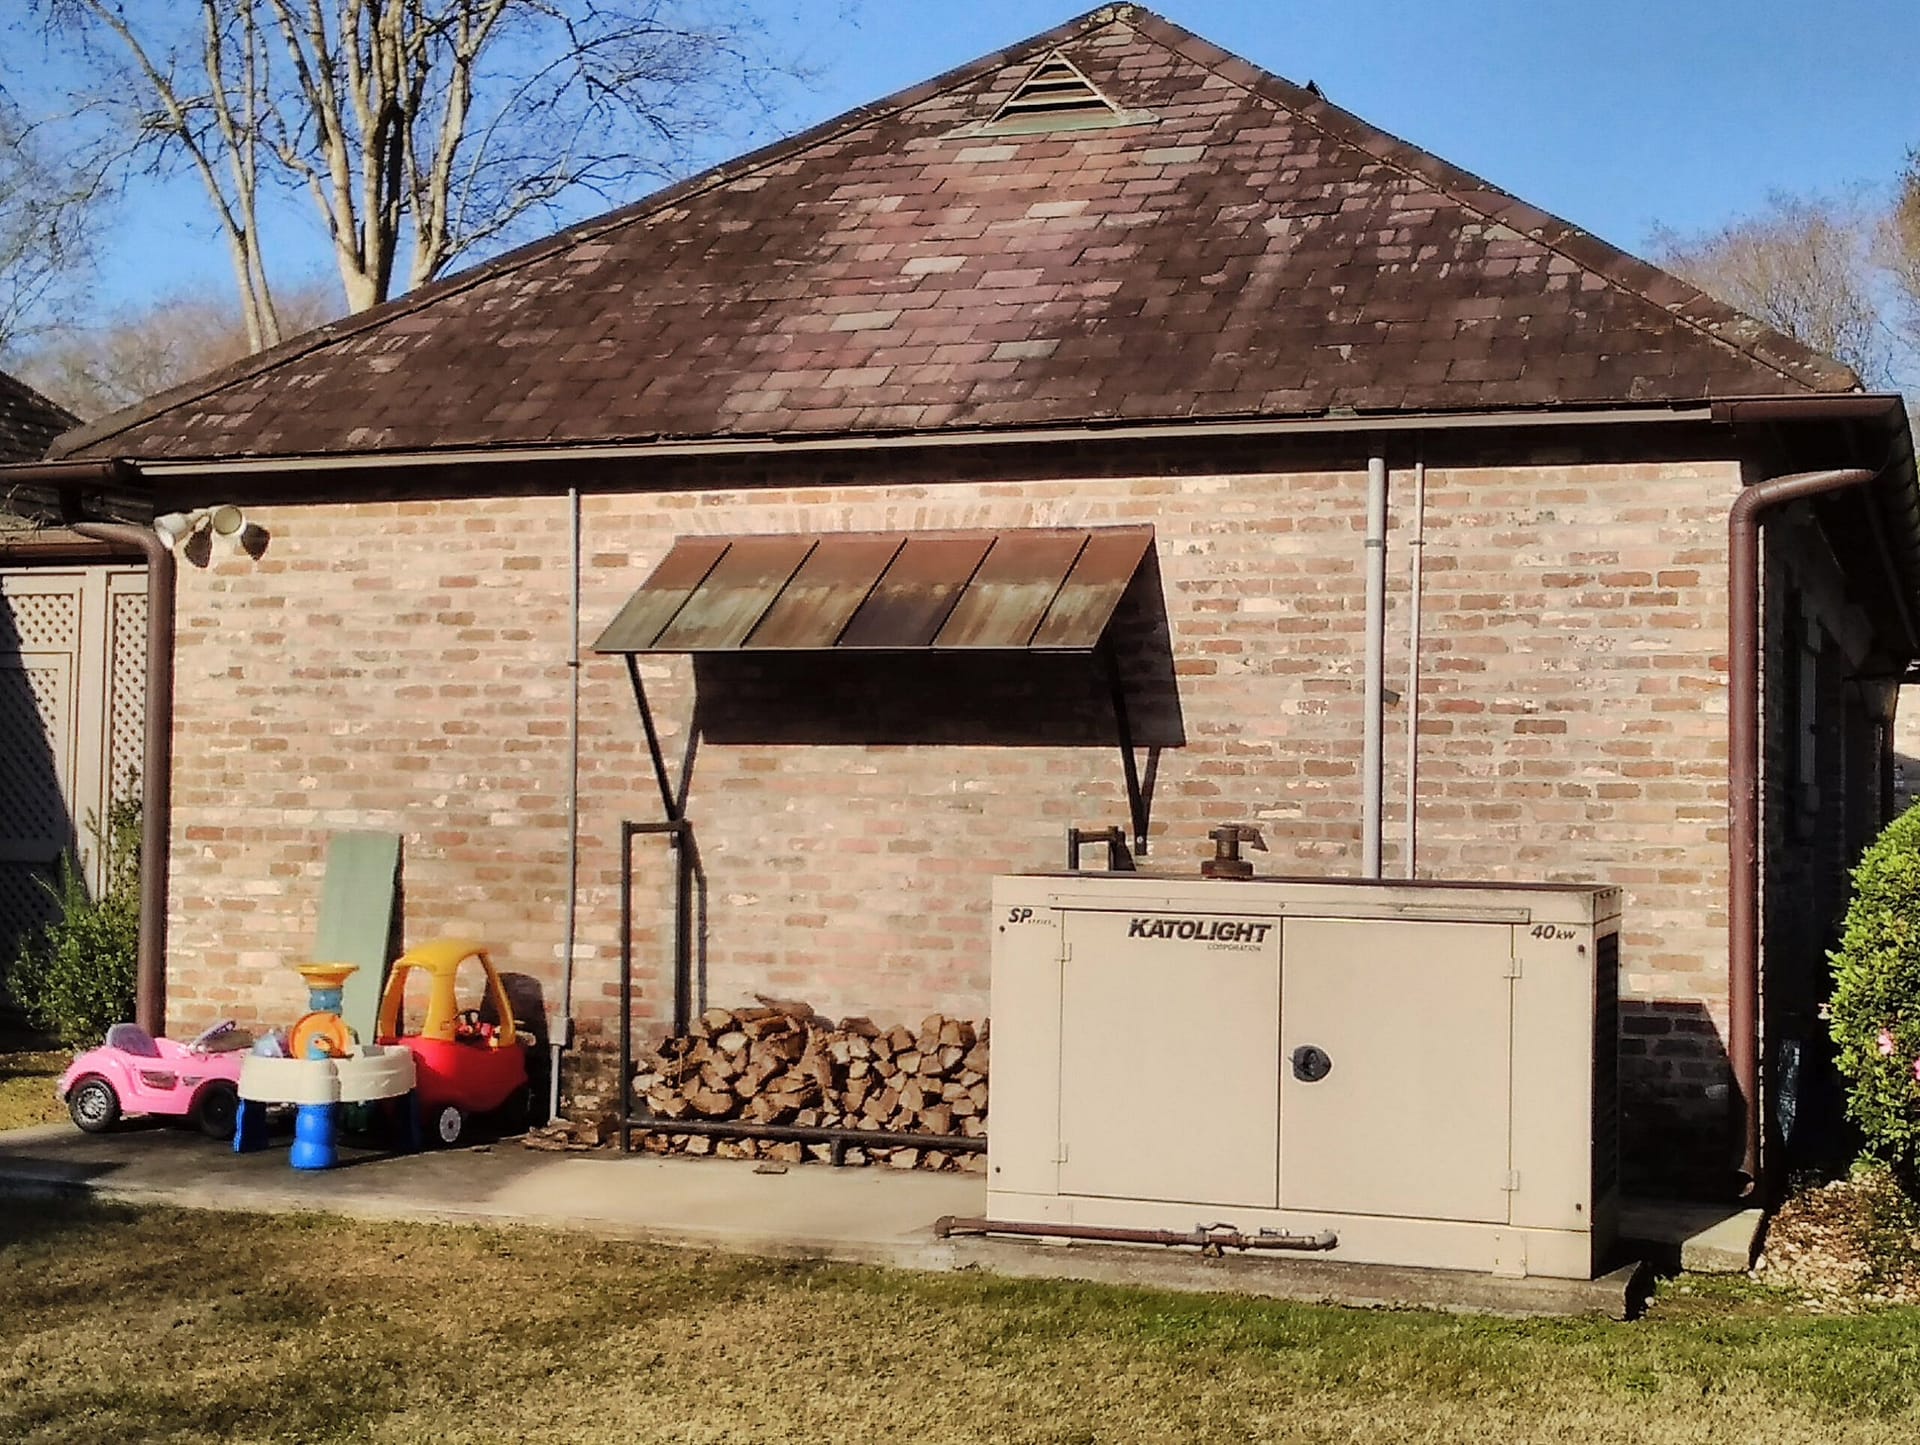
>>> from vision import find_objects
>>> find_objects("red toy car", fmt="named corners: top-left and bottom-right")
top-left (375, 938), bottom-right (531, 1145)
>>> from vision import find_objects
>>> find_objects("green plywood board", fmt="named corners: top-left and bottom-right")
top-left (315, 831), bottom-right (401, 1044)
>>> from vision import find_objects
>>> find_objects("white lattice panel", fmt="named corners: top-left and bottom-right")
top-left (2, 587), bottom-right (78, 651)
top-left (108, 587), bottom-right (147, 803)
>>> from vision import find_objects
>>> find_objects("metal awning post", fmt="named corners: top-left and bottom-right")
top-left (625, 654), bottom-right (681, 824)
top-left (1099, 641), bottom-right (1149, 856)
top-left (620, 816), bottom-right (695, 1153)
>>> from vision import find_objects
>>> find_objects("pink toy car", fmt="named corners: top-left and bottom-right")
top-left (58, 1021), bottom-right (251, 1139)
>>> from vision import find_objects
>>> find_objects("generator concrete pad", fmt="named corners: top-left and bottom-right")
top-left (944, 1236), bottom-right (1643, 1319)
top-left (0, 1122), bottom-right (1640, 1316)
top-left (1619, 1197), bottom-right (1765, 1274)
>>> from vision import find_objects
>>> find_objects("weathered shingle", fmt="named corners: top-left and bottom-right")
top-left (0, 369), bottom-right (78, 462)
top-left (56, 5), bottom-right (1859, 464)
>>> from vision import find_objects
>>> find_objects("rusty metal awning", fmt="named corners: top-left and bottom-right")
top-left (593, 526), bottom-right (1154, 655)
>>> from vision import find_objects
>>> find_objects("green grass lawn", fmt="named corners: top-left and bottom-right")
top-left (4, 1202), bottom-right (1920, 1443)
top-left (0, 1047), bottom-right (66, 1131)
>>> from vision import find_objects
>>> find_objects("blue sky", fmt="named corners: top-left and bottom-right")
top-left (75, 0), bottom-right (1920, 316)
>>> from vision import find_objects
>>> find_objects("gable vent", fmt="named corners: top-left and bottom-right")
top-left (964, 53), bottom-right (1153, 137)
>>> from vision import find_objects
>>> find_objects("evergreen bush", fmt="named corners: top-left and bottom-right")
top-left (1831, 805), bottom-right (1920, 1176)
top-left (7, 797), bottom-right (141, 1049)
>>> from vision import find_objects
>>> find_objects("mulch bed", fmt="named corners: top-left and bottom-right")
top-left (1754, 1167), bottom-right (1920, 1308)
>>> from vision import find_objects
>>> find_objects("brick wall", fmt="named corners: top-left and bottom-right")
top-left (162, 453), bottom-right (1749, 1185)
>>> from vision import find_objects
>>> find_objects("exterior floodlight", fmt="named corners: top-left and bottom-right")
top-left (208, 505), bottom-right (246, 537)
top-left (153, 512), bottom-right (197, 551)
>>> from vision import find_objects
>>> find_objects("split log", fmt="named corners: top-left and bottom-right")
top-left (628, 1000), bottom-right (988, 1165)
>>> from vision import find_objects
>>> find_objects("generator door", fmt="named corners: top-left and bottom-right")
top-left (1057, 908), bottom-right (1281, 1208)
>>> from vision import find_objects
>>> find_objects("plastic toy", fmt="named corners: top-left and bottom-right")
top-left (58, 1020), bottom-right (250, 1139)
top-left (377, 937), bottom-right (531, 1145)
top-left (235, 1038), bottom-right (418, 1166)
top-left (233, 958), bottom-right (419, 1168)
top-left (289, 962), bottom-right (356, 1060)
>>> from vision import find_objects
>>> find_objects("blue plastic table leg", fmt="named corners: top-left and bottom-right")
top-left (234, 1098), bottom-right (268, 1154)
top-left (403, 1089), bottom-right (423, 1153)
top-left (289, 1102), bottom-right (338, 1170)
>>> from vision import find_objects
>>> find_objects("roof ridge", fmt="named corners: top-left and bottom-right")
top-left (1118, 9), bottom-right (1859, 396)
top-left (51, 5), bottom-right (1137, 460)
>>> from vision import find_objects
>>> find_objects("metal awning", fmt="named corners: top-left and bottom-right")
top-left (593, 526), bottom-right (1154, 655)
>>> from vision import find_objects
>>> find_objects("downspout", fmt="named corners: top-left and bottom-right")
top-left (1728, 466), bottom-right (1876, 1194)
top-left (548, 485), bottom-right (582, 1122)
top-left (1361, 449), bottom-right (1388, 877)
top-left (1403, 454), bottom-right (1427, 877)
top-left (68, 520), bottom-right (174, 1037)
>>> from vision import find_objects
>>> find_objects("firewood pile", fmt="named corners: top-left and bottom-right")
top-left (631, 997), bottom-right (988, 1171)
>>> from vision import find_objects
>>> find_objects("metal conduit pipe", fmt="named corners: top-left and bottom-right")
top-left (548, 485), bottom-right (583, 1122)
top-left (1729, 466), bottom-right (1876, 1194)
top-left (68, 519), bottom-right (174, 1036)
top-left (1361, 449), bottom-right (1389, 877)
top-left (934, 1216), bottom-right (1340, 1253)
top-left (1404, 455), bottom-right (1427, 877)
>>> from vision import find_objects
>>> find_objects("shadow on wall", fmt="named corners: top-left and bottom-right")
top-left (1618, 998), bottom-right (1734, 1202)
top-left (0, 588), bottom-right (78, 1021)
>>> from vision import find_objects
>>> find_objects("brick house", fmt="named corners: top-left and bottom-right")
top-left (14, 5), bottom-right (1919, 1197)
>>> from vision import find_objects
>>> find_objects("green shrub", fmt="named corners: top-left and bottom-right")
top-left (1830, 806), bottom-right (1920, 1175)
top-left (7, 797), bottom-right (141, 1050)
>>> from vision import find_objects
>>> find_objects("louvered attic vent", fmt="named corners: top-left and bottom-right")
top-left (961, 53), bottom-right (1153, 136)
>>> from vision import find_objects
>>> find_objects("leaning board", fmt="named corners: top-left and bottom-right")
top-left (314, 831), bottom-right (402, 1044)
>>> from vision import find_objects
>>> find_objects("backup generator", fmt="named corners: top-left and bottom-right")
top-left (988, 873), bottom-right (1621, 1279)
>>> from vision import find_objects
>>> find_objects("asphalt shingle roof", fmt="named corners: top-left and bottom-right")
top-left (0, 368), bottom-right (78, 462)
top-left (56, 4), bottom-right (1859, 464)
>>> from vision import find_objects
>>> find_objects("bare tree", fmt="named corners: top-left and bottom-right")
top-left (1650, 191), bottom-right (1896, 388)
top-left (13, 280), bottom-right (340, 420)
top-left (0, 96), bottom-right (103, 356)
top-left (1889, 152), bottom-right (1920, 358)
top-left (40, 1), bottom-right (821, 344)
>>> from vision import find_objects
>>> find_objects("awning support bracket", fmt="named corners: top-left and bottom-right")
top-left (626, 654), bottom-right (684, 824)
top-left (1099, 641), bottom-right (1149, 856)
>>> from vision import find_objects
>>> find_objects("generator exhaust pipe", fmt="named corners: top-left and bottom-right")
top-left (934, 1217), bottom-right (1339, 1253)
top-left (1362, 448), bottom-right (1389, 878)
top-left (1728, 466), bottom-right (1876, 1195)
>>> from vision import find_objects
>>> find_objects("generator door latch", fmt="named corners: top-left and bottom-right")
top-left (1290, 1045), bottom-right (1332, 1083)
top-left (1202, 823), bottom-right (1268, 880)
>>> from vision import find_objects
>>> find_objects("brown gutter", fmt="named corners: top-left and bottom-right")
top-left (0, 458), bottom-right (143, 487)
top-left (1711, 396), bottom-right (1905, 426)
top-left (65, 521), bottom-right (171, 1036)
top-left (1729, 467), bottom-right (1877, 1193)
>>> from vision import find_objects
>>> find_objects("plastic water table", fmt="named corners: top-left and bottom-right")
top-left (234, 961), bottom-right (421, 1166)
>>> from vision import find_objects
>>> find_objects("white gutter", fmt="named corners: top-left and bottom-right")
top-left (129, 405), bottom-right (1717, 478)
top-left (1362, 449), bottom-right (1388, 878)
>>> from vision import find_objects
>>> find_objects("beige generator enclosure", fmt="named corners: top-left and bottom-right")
top-left (989, 875), bottom-right (1622, 1280)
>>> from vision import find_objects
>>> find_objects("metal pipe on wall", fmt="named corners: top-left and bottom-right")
top-left (1404, 456), bottom-right (1427, 878)
top-left (1728, 466), bottom-right (1876, 1195)
top-left (1361, 449), bottom-right (1389, 877)
top-left (547, 486), bottom-right (583, 1122)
